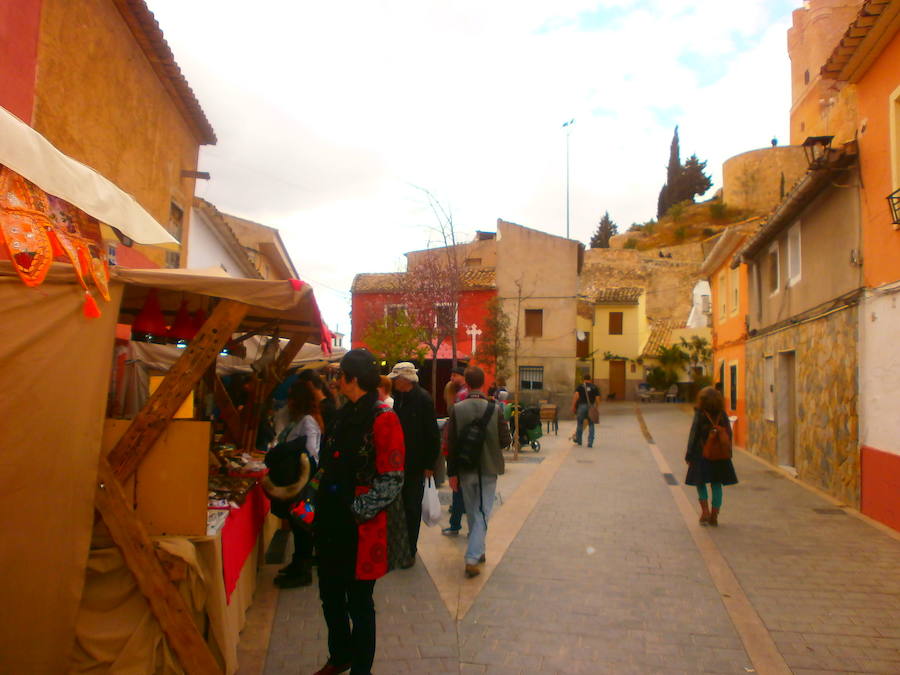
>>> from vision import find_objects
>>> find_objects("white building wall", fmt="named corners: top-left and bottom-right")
top-left (859, 284), bottom-right (900, 455)
top-left (686, 280), bottom-right (711, 328)
top-left (187, 207), bottom-right (252, 278)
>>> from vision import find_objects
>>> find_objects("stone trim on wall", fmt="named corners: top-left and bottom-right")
top-left (745, 305), bottom-right (859, 506)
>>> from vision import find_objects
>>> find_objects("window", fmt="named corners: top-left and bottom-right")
top-left (464, 257), bottom-right (482, 267)
top-left (519, 366), bottom-right (544, 390)
top-left (787, 225), bottom-right (801, 286)
top-left (730, 267), bottom-right (740, 313)
top-left (718, 272), bottom-right (728, 322)
top-left (767, 243), bottom-right (780, 294)
top-left (608, 311), bottom-right (623, 335)
top-left (701, 295), bottom-right (711, 315)
top-left (165, 250), bottom-right (180, 269)
top-left (764, 356), bottom-right (775, 421)
top-left (385, 304), bottom-right (407, 319)
top-left (719, 360), bottom-right (725, 391)
top-left (804, 69), bottom-right (810, 85)
top-left (434, 302), bottom-right (457, 331)
top-left (576, 331), bottom-right (590, 359)
top-left (167, 201), bottom-right (184, 242)
top-left (729, 364), bottom-right (738, 411)
top-left (525, 309), bottom-right (543, 337)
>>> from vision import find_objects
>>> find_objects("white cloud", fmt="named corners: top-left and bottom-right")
top-left (148, 0), bottom-right (796, 329)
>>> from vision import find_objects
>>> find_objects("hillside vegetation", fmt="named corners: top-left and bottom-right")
top-left (611, 197), bottom-right (754, 250)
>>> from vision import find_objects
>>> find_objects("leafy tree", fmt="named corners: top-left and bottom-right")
top-left (475, 297), bottom-right (511, 380)
top-left (657, 127), bottom-right (712, 217)
top-left (363, 309), bottom-right (428, 369)
top-left (677, 154), bottom-right (712, 203)
top-left (656, 344), bottom-right (689, 384)
top-left (590, 211), bottom-right (618, 248)
top-left (679, 335), bottom-right (712, 379)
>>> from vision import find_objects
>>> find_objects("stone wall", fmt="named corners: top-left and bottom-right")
top-left (722, 146), bottom-right (809, 214)
top-left (745, 305), bottom-right (859, 506)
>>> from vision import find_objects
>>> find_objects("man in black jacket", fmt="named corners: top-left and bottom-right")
top-left (388, 361), bottom-right (441, 568)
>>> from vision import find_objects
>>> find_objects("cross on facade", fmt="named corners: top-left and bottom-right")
top-left (466, 323), bottom-right (482, 354)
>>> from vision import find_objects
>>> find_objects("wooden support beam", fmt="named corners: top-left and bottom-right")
top-left (260, 333), bottom-right (310, 402)
top-left (108, 299), bottom-right (249, 481)
top-left (206, 371), bottom-right (242, 444)
top-left (94, 457), bottom-right (221, 674)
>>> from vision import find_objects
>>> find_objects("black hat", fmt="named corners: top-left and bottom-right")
top-left (451, 366), bottom-right (466, 376)
top-left (340, 348), bottom-right (379, 380)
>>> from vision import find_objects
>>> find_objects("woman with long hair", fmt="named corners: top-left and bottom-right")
top-left (684, 386), bottom-right (738, 526)
top-left (298, 368), bottom-right (337, 429)
top-left (267, 381), bottom-right (323, 587)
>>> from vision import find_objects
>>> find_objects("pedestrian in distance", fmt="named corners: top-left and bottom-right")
top-left (571, 374), bottom-right (600, 447)
top-left (312, 349), bottom-right (407, 675)
top-left (266, 381), bottom-right (323, 588)
top-left (446, 366), bottom-right (512, 578)
top-left (684, 386), bottom-right (738, 526)
top-left (388, 362), bottom-right (441, 568)
top-left (441, 365), bottom-right (468, 534)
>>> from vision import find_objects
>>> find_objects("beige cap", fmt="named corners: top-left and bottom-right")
top-left (387, 361), bottom-right (419, 382)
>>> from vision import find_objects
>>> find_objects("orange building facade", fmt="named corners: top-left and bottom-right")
top-left (701, 228), bottom-right (753, 450)
top-left (820, 0), bottom-right (900, 531)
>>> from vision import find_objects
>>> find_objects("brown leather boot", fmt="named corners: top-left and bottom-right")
top-left (699, 499), bottom-right (710, 525)
top-left (709, 507), bottom-right (719, 527)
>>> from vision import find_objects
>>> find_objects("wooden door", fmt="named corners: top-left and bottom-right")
top-left (609, 360), bottom-right (626, 401)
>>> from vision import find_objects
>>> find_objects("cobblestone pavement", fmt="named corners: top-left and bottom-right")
top-left (259, 403), bottom-right (900, 674)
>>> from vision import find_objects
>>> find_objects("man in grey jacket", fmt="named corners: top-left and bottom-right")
top-left (446, 366), bottom-right (512, 578)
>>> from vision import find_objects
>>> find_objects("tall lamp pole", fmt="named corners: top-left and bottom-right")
top-left (562, 119), bottom-right (575, 239)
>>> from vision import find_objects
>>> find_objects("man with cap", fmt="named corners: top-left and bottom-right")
top-left (313, 349), bottom-right (406, 675)
top-left (443, 365), bottom-right (467, 412)
top-left (388, 361), bottom-right (441, 568)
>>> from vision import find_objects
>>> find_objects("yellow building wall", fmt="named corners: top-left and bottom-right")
top-left (591, 302), bottom-right (646, 399)
top-left (32, 0), bottom-right (202, 265)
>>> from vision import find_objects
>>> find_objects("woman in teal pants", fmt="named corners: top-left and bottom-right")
top-left (684, 386), bottom-right (738, 526)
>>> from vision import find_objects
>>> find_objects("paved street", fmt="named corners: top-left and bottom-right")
top-left (254, 403), bottom-right (900, 674)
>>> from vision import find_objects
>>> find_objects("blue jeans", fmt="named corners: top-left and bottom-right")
top-left (460, 472), bottom-right (498, 566)
top-left (575, 403), bottom-right (594, 446)
top-left (449, 488), bottom-right (465, 531)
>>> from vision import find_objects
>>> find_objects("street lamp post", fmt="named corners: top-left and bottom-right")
top-left (562, 119), bottom-right (575, 239)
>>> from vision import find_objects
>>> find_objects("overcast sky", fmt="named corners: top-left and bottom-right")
top-left (147, 0), bottom-right (798, 333)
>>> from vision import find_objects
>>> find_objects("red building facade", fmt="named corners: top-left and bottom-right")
top-left (351, 268), bottom-right (497, 415)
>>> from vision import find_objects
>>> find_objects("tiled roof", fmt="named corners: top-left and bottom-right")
top-left (591, 286), bottom-right (644, 305)
top-left (641, 319), bottom-right (681, 358)
top-left (821, 0), bottom-right (895, 81)
top-left (114, 1), bottom-right (216, 145)
top-left (352, 267), bottom-right (496, 293)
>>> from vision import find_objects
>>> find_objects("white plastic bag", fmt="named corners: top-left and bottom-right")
top-left (421, 476), bottom-right (442, 527)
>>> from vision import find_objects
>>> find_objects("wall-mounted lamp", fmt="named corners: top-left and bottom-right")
top-left (801, 135), bottom-right (834, 169)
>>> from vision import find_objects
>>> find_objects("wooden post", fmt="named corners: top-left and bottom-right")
top-left (107, 299), bottom-right (249, 481)
top-left (242, 333), bottom-right (311, 452)
top-left (206, 371), bottom-right (242, 444)
top-left (94, 457), bottom-right (221, 675)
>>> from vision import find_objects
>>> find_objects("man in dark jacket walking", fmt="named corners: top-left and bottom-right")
top-left (388, 361), bottom-right (441, 568)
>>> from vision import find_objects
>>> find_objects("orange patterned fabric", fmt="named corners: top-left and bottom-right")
top-left (0, 167), bottom-right (110, 302)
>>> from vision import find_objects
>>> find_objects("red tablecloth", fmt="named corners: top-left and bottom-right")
top-left (221, 482), bottom-right (269, 603)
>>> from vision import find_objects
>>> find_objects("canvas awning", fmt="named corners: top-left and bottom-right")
top-left (0, 105), bottom-right (176, 245)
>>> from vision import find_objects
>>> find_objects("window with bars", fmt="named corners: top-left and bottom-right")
top-left (385, 304), bottom-right (408, 319)
top-left (608, 311), bottom-right (623, 335)
top-left (434, 302), bottom-right (457, 331)
top-left (168, 201), bottom-right (184, 242)
top-left (524, 309), bottom-right (543, 337)
top-left (519, 366), bottom-right (544, 390)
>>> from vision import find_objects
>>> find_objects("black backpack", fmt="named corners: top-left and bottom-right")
top-left (455, 400), bottom-right (495, 471)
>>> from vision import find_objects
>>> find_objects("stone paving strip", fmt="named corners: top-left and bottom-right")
top-left (253, 402), bottom-right (900, 674)
top-left (644, 403), bottom-right (900, 675)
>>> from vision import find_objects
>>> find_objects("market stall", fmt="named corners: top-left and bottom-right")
top-left (1, 102), bottom-right (329, 674)
top-left (1, 261), bottom-right (328, 673)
